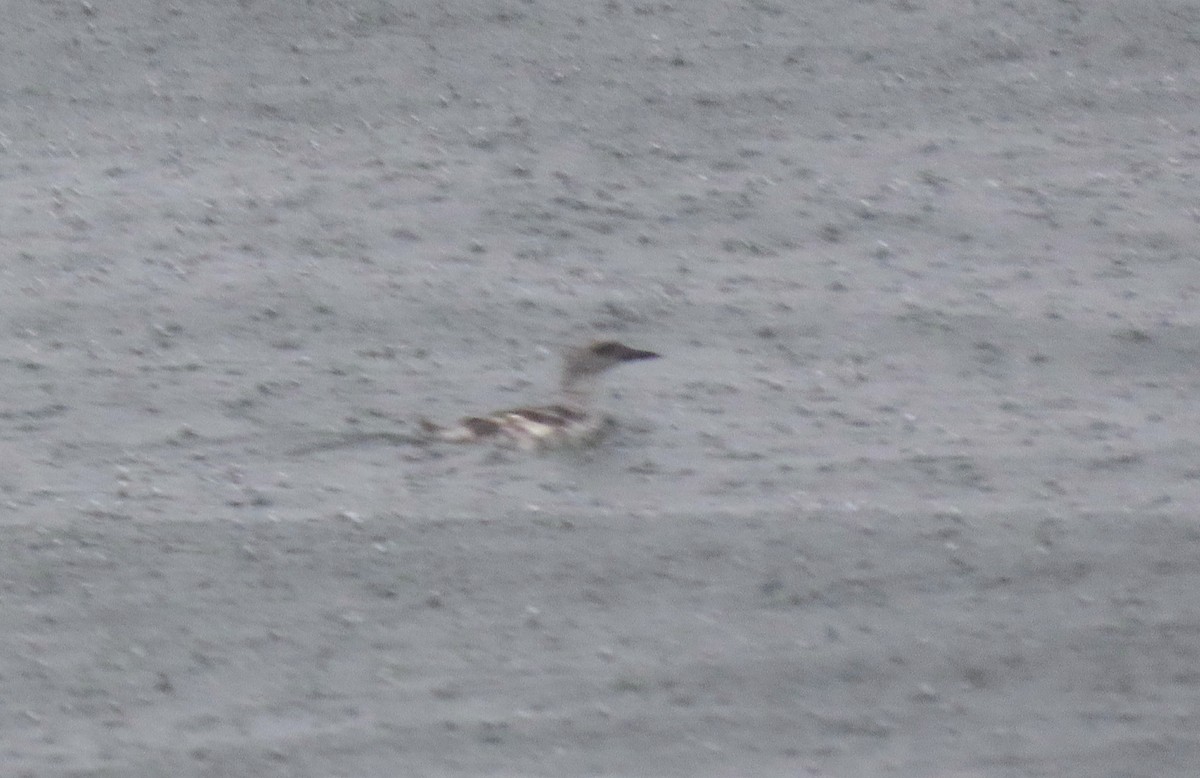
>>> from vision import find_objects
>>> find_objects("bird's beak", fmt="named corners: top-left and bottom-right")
top-left (618, 346), bottom-right (660, 362)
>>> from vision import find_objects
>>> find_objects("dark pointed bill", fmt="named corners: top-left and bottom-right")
top-left (590, 341), bottom-right (660, 362)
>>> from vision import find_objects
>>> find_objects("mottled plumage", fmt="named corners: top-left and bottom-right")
top-left (420, 341), bottom-right (659, 450)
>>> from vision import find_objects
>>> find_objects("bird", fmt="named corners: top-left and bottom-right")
top-left (420, 340), bottom-right (660, 450)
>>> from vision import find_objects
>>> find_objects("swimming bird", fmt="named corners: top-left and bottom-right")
top-left (420, 340), bottom-right (660, 450)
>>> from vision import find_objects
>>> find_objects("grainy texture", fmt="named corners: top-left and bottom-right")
top-left (2, 1), bottom-right (1199, 775)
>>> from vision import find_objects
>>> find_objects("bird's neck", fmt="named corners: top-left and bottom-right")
top-left (559, 372), bottom-right (598, 408)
